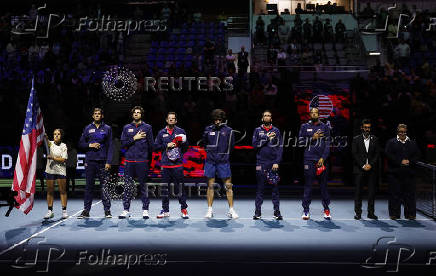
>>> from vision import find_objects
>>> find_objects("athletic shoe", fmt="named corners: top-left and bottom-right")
top-left (105, 211), bottom-right (112, 218)
top-left (390, 216), bottom-right (399, 220)
top-left (354, 214), bottom-right (361, 220)
top-left (253, 212), bottom-right (261, 220)
top-left (62, 210), bottom-right (69, 219)
top-left (406, 216), bottom-right (416, 220)
top-left (142, 210), bottom-right (149, 219)
top-left (157, 210), bottom-right (170, 219)
top-left (44, 210), bottom-right (54, 220)
top-left (118, 210), bottom-right (130, 219)
top-left (302, 211), bottom-right (310, 220)
top-left (227, 208), bottom-right (239, 219)
top-left (77, 210), bottom-right (90, 219)
top-left (181, 209), bottom-right (189, 219)
top-left (204, 208), bottom-right (213, 219)
top-left (367, 213), bottom-right (378, 220)
top-left (273, 210), bottom-right (283, 220)
top-left (324, 209), bottom-right (331, 220)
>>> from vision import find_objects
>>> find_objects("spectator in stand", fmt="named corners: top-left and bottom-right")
top-left (394, 39), bottom-right (411, 68)
top-left (323, 18), bottom-right (334, 43)
top-left (238, 46), bottom-right (249, 75)
top-left (272, 13), bottom-right (284, 27)
top-left (267, 45), bottom-right (277, 65)
top-left (161, 4), bottom-right (171, 20)
top-left (278, 21), bottom-right (290, 44)
top-left (361, 2), bottom-right (375, 18)
top-left (277, 48), bottom-right (287, 67)
top-left (313, 17), bottom-right (323, 43)
top-left (291, 19), bottom-right (303, 43)
top-left (301, 47), bottom-right (313, 65)
top-left (255, 16), bottom-right (266, 45)
top-left (303, 18), bottom-right (312, 43)
top-left (335, 19), bottom-right (346, 42)
top-left (295, 3), bottom-right (304, 14)
top-left (267, 21), bottom-right (279, 46)
top-left (226, 49), bottom-right (236, 73)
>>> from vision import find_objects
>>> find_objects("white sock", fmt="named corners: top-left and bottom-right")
top-left (229, 207), bottom-right (234, 212)
top-left (208, 207), bottom-right (213, 211)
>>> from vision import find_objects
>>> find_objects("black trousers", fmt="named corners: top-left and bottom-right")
top-left (354, 171), bottom-right (377, 215)
top-left (388, 170), bottom-right (416, 218)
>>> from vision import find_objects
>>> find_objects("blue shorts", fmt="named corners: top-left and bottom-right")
top-left (204, 162), bottom-right (231, 179)
top-left (46, 173), bottom-right (66, 180)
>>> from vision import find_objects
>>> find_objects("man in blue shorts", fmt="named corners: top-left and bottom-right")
top-left (203, 109), bottom-right (238, 219)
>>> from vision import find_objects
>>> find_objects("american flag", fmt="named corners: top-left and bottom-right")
top-left (309, 95), bottom-right (333, 119)
top-left (12, 79), bottom-right (45, 214)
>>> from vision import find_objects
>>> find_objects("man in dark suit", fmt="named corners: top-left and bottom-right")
top-left (237, 46), bottom-right (249, 75)
top-left (385, 124), bottom-right (421, 220)
top-left (352, 119), bottom-right (380, 220)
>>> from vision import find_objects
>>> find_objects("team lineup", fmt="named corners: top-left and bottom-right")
top-left (42, 106), bottom-right (421, 222)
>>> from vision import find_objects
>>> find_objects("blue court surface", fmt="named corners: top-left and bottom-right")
top-left (1, 198), bottom-right (436, 275)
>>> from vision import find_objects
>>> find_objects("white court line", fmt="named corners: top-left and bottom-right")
top-left (81, 216), bottom-right (434, 221)
top-left (0, 200), bottom-right (102, 256)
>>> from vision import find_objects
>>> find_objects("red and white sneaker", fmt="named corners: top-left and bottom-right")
top-left (181, 209), bottom-right (189, 219)
top-left (324, 209), bottom-right (331, 220)
top-left (157, 210), bottom-right (170, 219)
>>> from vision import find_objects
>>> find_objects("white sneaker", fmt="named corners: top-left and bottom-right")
top-left (62, 210), bottom-right (68, 219)
top-left (205, 208), bottom-right (213, 218)
top-left (302, 211), bottom-right (310, 220)
top-left (157, 210), bottom-right (170, 219)
top-left (227, 208), bottom-right (239, 219)
top-left (142, 210), bottom-right (149, 219)
top-left (44, 210), bottom-right (54, 220)
top-left (118, 210), bottom-right (130, 219)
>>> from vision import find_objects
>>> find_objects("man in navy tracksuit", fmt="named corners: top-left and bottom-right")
top-left (203, 109), bottom-right (238, 219)
top-left (118, 106), bottom-right (154, 220)
top-left (78, 108), bottom-right (113, 219)
top-left (154, 112), bottom-right (189, 219)
top-left (252, 110), bottom-right (283, 220)
top-left (385, 124), bottom-right (421, 220)
top-left (298, 107), bottom-right (331, 220)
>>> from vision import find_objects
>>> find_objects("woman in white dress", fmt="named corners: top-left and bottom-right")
top-left (44, 129), bottom-right (68, 219)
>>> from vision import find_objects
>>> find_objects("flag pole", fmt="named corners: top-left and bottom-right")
top-left (33, 77), bottom-right (50, 155)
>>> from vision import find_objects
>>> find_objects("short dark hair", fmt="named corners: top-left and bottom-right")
top-left (92, 107), bottom-right (104, 115)
top-left (397, 123), bottom-right (407, 131)
top-left (131, 106), bottom-right (144, 116)
top-left (211, 109), bottom-right (226, 121)
top-left (262, 110), bottom-right (272, 117)
top-left (361, 119), bottom-right (371, 126)
top-left (166, 111), bottom-right (177, 119)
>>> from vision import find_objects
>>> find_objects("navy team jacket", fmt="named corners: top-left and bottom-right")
top-left (298, 120), bottom-right (330, 161)
top-left (121, 122), bottom-right (154, 162)
top-left (203, 124), bottom-right (235, 164)
top-left (252, 125), bottom-right (283, 165)
top-left (79, 122), bottom-right (113, 163)
top-left (154, 126), bottom-right (188, 167)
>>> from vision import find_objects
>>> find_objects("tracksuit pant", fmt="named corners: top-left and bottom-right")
top-left (84, 160), bottom-right (111, 212)
top-left (255, 163), bottom-right (280, 214)
top-left (161, 167), bottom-right (188, 212)
top-left (123, 161), bottom-right (150, 211)
top-left (302, 161), bottom-right (330, 212)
